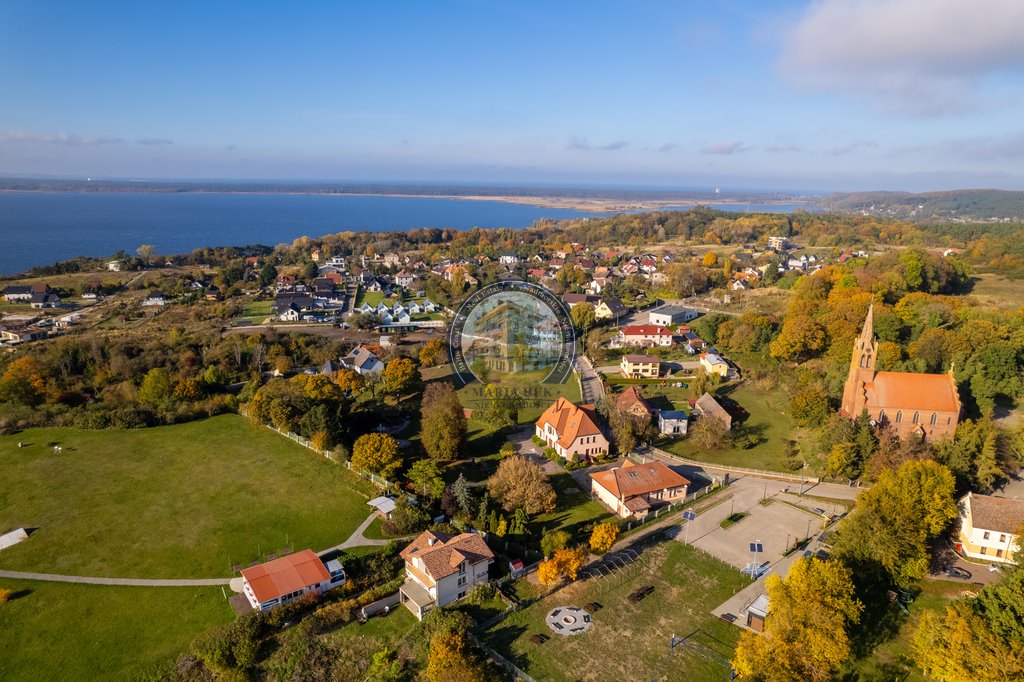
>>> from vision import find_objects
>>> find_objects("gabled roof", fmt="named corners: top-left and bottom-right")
top-left (695, 392), bottom-right (732, 427)
top-left (590, 460), bottom-right (690, 500)
top-left (616, 386), bottom-right (652, 416)
top-left (400, 530), bottom-right (494, 581)
top-left (536, 397), bottom-right (603, 450)
top-left (241, 549), bottom-right (331, 603)
top-left (865, 372), bottom-right (960, 413)
top-left (964, 493), bottom-right (1024, 535)
top-left (622, 354), bottom-right (658, 364)
top-left (599, 298), bottom-right (629, 316)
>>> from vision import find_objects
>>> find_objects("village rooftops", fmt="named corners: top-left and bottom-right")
top-left (536, 397), bottom-right (603, 450)
top-left (400, 530), bottom-right (494, 582)
top-left (240, 549), bottom-right (331, 604)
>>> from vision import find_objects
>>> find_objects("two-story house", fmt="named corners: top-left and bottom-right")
top-left (535, 397), bottom-right (609, 461)
top-left (614, 325), bottom-right (675, 348)
top-left (399, 530), bottom-right (495, 620)
top-left (957, 492), bottom-right (1023, 564)
top-left (620, 354), bottom-right (660, 379)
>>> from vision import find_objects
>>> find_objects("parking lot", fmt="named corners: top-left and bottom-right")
top-left (676, 477), bottom-right (842, 574)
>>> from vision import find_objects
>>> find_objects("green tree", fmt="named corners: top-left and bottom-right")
top-left (257, 262), bottom-right (278, 288)
top-left (351, 432), bottom-right (402, 479)
top-left (138, 367), bottom-right (173, 405)
top-left (420, 382), bottom-right (467, 461)
top-left (769, 314), bottom-right (826, 360)
top-left (408, 459), bottom-right (445, 500)
top-left (541, 529), bottom-right (570, 558)
top-left (382, 358), bottom-right (421, 399)
top-left (833, 459), bottom-right (957, 586)
top-left (570, 302), bottom-right (596, 333)
top-left (733, 558), bottom-right (863, 682)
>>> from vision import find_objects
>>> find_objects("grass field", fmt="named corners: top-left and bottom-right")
top-left (660, 383), bottom-right (808, 472)
top-left (0, 579), bottom-right (232, 681)
top-left (238, 299), bottom-right (273, 324)
top-left (0, 414), bottom-right (379, 578)
top-left (968, 272), bottom-right (1024, 310)
top-left (532, 471), bottom-right (613, 542)
top-left (486, 540), bottom-right (750, 681)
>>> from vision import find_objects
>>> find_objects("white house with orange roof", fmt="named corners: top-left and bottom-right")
top-left (535, 397), bottom-right (610, 461)
top-left (957, 492), bottom-right (1023, 564)
top-left (240, 549), bottom-right (346, 612)
top-left (399, 530), bottom-right (495, 620)
top-left (590, 459), bottom-right (690, 519)
top-left (612, 325), bottom-right (675, 348)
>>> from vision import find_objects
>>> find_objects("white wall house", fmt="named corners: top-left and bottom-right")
top-left (648, 306), bottom-right (699, 326)
top-left (958, 492), bottom-right (1023, 564)
top-left (399, 530), bottom-right (494, 620)
top-left (535, 397), bottom-right (609, 461)
top-left (240, 549), bottom-right (345, 612)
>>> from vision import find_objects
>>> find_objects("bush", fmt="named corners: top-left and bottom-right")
top-left (465, 582), bottom-right (496, 605)
top-left (532, 435), bottom-right (546, 447)
top-left (544, 447), bottom-right (558, 461)
top-left (382, 498), bottom-right (430, 536)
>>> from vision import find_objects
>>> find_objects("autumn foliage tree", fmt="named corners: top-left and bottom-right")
top-left (351, 432), bottom-right (402, 479)
top-left (418, 338), bottom-right (447, 367)
top-left (733, 558), bottom-right (863, 682)
top-left (381, 357), bottom-right (420, 399)
top-left (589, 522), bottom-right (619, 554)
top-left (420, 382), bottom-right (467, 461)
top-left (426, 630), bottom-right (487, 682)
top-left (537, 546), bottom-right (588, 585)
top-left (486, 455), bottom-right (557, 514)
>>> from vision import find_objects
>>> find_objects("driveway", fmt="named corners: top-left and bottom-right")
top-left (506, 426), bottom-right (563, 475)
top-left (576, 355), bottom-right (605, 404)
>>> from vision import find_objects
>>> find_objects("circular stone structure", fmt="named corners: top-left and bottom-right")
top-left (545, 606), bottom-right (593, 636)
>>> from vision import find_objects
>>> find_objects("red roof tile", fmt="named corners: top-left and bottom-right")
top-left (241, 550), bottom-right (330, 603)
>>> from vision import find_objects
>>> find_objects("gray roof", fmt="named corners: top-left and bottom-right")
top-left (695, 392), bottom-right (732, 428)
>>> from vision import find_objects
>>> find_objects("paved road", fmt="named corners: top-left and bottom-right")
top-left (576, 355), bottom-right (605, 404)
top-left (0, 570), bottom-right (231, 586)
top-left (320, 512), bottom-right (394, 553)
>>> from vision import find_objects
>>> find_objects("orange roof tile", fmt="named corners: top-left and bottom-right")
top-left (536, 397), bottom-right (603, 450)
top-left (866, 372), bottom-right (960, 413)
top-left (590, 461), bottom-right (690, 500)
top-left (620, 325), bottom-right (673, 337)
top-left (241, 550), bottom-right (331, 603)
top-left (400, 530), bottom-right (494, 581)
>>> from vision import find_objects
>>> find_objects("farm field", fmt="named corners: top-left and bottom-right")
top-left (0, 579), bottom-right (231, 681)
top-left (0, 414), bottom-right (379, 578)
top-left (485, 539), bottom-right (750, 681)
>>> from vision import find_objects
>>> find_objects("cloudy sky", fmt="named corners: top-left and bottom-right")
top-left (2, 0), bottom-right (1024, 192)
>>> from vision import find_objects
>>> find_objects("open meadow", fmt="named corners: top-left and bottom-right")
top-left (0, 414), bottom-right (379, 578)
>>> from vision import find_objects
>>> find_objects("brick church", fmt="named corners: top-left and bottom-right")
top-left (841, 305), bottom-right (961, 440)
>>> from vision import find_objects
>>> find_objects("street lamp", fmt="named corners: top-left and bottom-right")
top-left (683, 510), bottom-right (697, 545)
top-left (748, 540), bottom-right (763, 579)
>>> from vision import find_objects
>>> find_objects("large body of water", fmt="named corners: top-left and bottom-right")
top-left (0, 191), bottom-right (809, 275)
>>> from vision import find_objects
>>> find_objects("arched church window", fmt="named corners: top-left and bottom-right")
top-left (930, 413), bottom-right (937, 425)
top-left (913, 412), bottom-right (920, 424)
top-left (895, 411), bottom-right (902, 423)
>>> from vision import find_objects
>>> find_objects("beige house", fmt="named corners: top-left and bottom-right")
top-left (535, 397), bottom-right (609, 461)
top-left (957, 492), bottom-right (1023, 564)
top-left (399, 530), bottom-right (494, 620)
top-left (595, 297), bottom-right (629, 322)
top-left (590, 459), bottom-right (690, 519)
top-left (621, 354), bottom-right (659, 378)
top-left (240, 550), bottom-right (346, 612)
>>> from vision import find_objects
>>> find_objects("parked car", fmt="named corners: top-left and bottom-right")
top-left (945, 566), bottom-right (971, 580)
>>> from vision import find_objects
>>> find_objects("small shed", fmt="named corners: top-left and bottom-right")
top-left (746, 594), bottom-right (770, 632)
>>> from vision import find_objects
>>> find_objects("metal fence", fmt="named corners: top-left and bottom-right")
top-left (257, 419), bottom-right (393, 490)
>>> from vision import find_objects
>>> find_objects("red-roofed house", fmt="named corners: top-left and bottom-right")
top-left (841, 305), bottom-right (961, 440)
top-left (535, 397), bottom-right (609, 461)
top-left (240, 549), bottom-right (345, 611)
top-left (399, 530), bottom-right (495, 619)
top-left (589, 459), bottom-right (690, 519)
top-left (615, 325), bottom-right (675, 348)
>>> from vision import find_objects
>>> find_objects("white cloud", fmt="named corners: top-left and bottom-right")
top-left (829, 139), bottom-right (878, 156)
top-left (566, 136), bottom-right (628, 151)
top-left (779, 0), bottom-right (1024, 116)
top-left (0, 131), bottom-right (123, 145)
top-left (700, 141), bottom-right (751, 155)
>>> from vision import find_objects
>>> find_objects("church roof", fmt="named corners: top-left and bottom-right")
top-left (865, 372), bottom-right (960, 413)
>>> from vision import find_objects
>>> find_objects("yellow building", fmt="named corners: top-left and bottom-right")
top-left (621, 354), bottom-right (659, 378)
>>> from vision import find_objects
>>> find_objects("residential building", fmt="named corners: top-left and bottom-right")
top-left (399, 530), bottom-right (494, 620)
top-left (240, 549), bottom-right (345, 612)
top-left (535, 397), bottom-right (609, 461)
top-left (657, 409), bottom-right (689, 436)
top-left (141, 290), bottom-right (167, 307)
top-left (620, 354), bottom-right (659, 379)
top-left (616, 386), bottom-right (653, 420)
top-left (595, 297), bottom-right (628, 322)
top-left (589, 459), bottom-right (690, 519)
top-left (731, 279), bottom-right (751, 291)
top-left (699, 353), bottom-right (729, 378)
top-left (562, 293), bottom-right (600, 308)
top-left (0, 327), bottom-right (48, 343)
top-left (106, 259), bottom-right (124, 271)
top-left (615, 325), bottom-right (675, 348)
top-left (768, 236), bottom-right (789, 251)
top-left (648, 305), bottom-right (699, 326)
top-left (30, 292), bottom-right (61, 309)
top-left (841, 305), bottom-right (960, 440)
top-left (695, 392), bottom-right (732, 430)
top-left (957, 492), bottom-right (1023, 564)
top-left (3, 285), bottom-right (35, 302)
top-left (395, 271), bottom-right (416, 288)
top-left (340, 346), bottom-right (385, 375)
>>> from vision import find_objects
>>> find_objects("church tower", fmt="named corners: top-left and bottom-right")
top-left (841, 304), bottom-right (877, 417)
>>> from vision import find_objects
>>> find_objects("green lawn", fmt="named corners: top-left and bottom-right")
top-left (659, 383), bottom-right (808, 473)
top-left (0, 415), bottom-right (378, 578)
top-left (485, 540), bottom-right (750, 681)
top-left (238, 299), bottom-right (273, 323)
top-left (532, 471), bottom-right (613, 542)
top-left (354, 290), bottom-right (385, 308)
top-left (0, 580), bottom-right (232, 681)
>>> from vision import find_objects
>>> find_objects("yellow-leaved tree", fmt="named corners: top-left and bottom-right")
top-left (426, 630), bottom-right (487, 682)
top-left (733, 557), bottom-right (863, 682)
top-left (589, 522), bottom-right (619, 554)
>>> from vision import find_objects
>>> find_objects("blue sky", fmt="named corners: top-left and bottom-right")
top-left (2, 0), bottom-right (1024, 192)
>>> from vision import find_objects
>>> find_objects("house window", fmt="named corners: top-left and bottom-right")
top-left (895, 411), bottom-right (902, 423)
top-left (457, 591), bottom-right (466, 600)
top-left (996, 549), bottom-right (1004, 558)
top-left (458, 575), bottom-right (467, 587)
top-left (1000, 534), bottom-right (1006, 543)
top-left (459, 561), bottom-right (466, 574)
top-left (983, 531), bottom-right (990, 540)
top-left (980, 547), bottom-right (987, 555)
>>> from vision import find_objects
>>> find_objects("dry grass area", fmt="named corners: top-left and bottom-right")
top-left (967, 272), bottom-right (1024, 310)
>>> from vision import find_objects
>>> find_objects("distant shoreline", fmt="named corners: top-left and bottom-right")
top-left (0, 188), bottom-right (813, 213)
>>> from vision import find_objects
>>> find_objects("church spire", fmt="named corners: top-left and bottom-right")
top-left (860, 303), bottom-right (874, 345)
